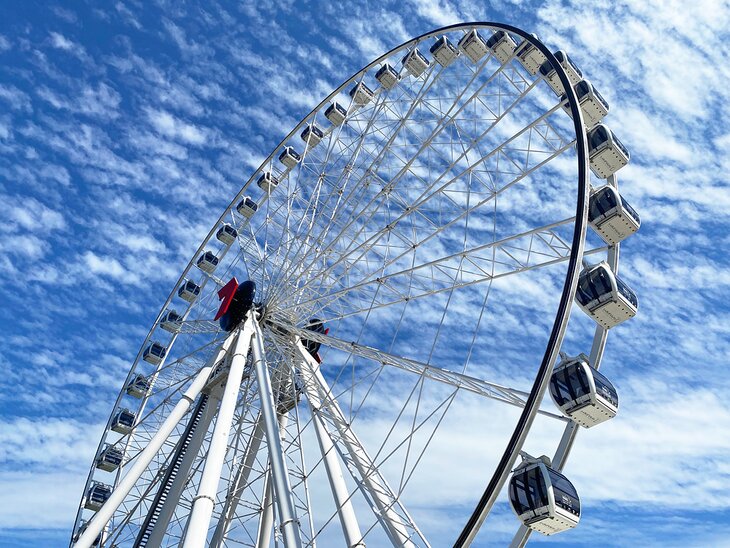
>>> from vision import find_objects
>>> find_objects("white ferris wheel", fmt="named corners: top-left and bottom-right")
top-left (72, 22), bottom-right (640, 548)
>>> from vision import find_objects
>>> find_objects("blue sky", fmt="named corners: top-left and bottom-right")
top-left (1, 1), bottom-right (730, 547)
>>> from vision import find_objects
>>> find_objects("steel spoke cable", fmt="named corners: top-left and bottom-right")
top-left (278, 55), bottom-right (539, 300)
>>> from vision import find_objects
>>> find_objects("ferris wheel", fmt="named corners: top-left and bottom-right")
top-left (72, 22), bottom-right (640, 548)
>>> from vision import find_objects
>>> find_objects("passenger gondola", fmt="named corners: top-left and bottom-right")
top-left (178, 280), bottom-right (200, 303)
top-left (515, 34), bottom-right (546, 75)
top-left (142, 341), bottom-right (167, 365)
top-left (111, 408), bottom-right (135, 434)
top-left (84, 481), bottom-right (113, 511)
top-left (589, 185), bottom-right (641, 244)
top-left (458, 29), bottom-right (489, 63)
top-left (509, 456), bottom-right (581, 535)
top-left (279, 146), bottom-right (301, 169)
top-left (235, 197), bottom-right (258, 220)
top-left (349, 82), bottom-right (375, 106)
top-left (160, 309), bottom-right (182, 333)
top-left (257, 171), bottom-right (279, 193)
top-left (561, 79), bottom-right (609, 128)
top-left (325, 102), bottom-right (347, 126)
top-left (550, 354), bottom-right (619, 427)
top-left (126, 374), bottom-right (150, 398)
top-left (301, 124), bottom-right (324, 147)
top-left (375, 63), bottom-right (400, 90)
top-left (539, 50), bottom-right (583, 95)
top-left (486, 30), bottom-right (517, 64)
top-left (216, 223), bottom-right (239, 244)
top-left (430, 35), bottom-right (458, 66)
top-left (588, 124), bottom-right (630, 178)
top-left (96, 444), bottom-right (124, 472)
top-left (196, 250), bottom-right (219, 273)
top-left (575, 262), bottom-right (638, 329)
top-left (402, 48), bottom-right (429, 77)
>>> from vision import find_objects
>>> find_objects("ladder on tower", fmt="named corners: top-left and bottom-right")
top-left (133, 394), bottom-right (209, 547)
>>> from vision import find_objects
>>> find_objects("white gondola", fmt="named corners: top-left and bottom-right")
top-left (301, 124), bottom-right (324, 148)
top-left (159, 309), bottom-right (182, 333)
top-left (589, 185), bottom-right (641, 245)
top-left (486, 30), bottom-right (517, 64)
top-left (325, 102), bottom-right (347, 126)
top-left (217, 223), bottom-right (239, 244)
top-left (509, 457), bottom-right (581, 535)
top-left (349, 82), bottom-right (375, 106)
top-left (539, 51), bottom-right (583, 95)
top-left (515, 34), bottom-right (546, 75)
top-left (96, 443), bottom-right (124, 472)
top-left (561, 80), bottom-right (610, 128)
top-left (588, 124), bottom-right (630, 178)
top-left (142, 341), bottom-right (166, 365)
top-left (111, 407), bottom-right (135, 434)
top-left (235, 196), bottom-right (258, 219)
top-left (458, 29), bottom-right (489, 63)
top-left (279, 146), bottom-right (301, 169)
top-left (257, 171), bottom-right (279, 193)
top-left (178, 279), bottom-right (200, 303)
top-left (375, 63), bottom-right (399, 90)
top-left (429, 35), bottom-right (458, 67)
top-left (401, 48), bottom-right (429, 77)
top-left (550, 354), bottom-right (619, 428)
top-left (196, 250), bottom-right (219, 273)
top-left (126, 373), bottom-right (150, 398)
top-left (575, 262), bottom-right (638, 329)
top-left (84, 481), bottom-right (112, 511)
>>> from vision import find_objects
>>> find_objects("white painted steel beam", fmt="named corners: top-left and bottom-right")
top-left (250, 319), bottom-right (303, 548)
top-left (295, 342), bottom-right (423, 547)
top-left (182, 319), bottom-right (255, 548)
top-left (74, 331), bottom-right (238, 548)
top-left (209, 413), bottom-right (266, 547)
top-left (299, 350), bottom-right (364, 547)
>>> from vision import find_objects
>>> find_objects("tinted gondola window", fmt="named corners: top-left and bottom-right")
top-left (549, 471), bottom-right (581, 514)
top-left (611, 130), bottom-right (630, 158)
top-left (575, 80), bottom-right (589, 100)
top-left (551, 363), bottom-right (590, 406)
top-left (511, 467), bottom-right (549, 514)
top-left (562, 53), bottom-right (582, 77)
top-left (620, 195), bottom-right (641, 224)
top-left (510, 471), bottom-right (532, 514)
top-left (589, 188), bottom-right (618, 221)
top-left (615, 276), bottom-right (638, 307)
top-left (576, 267), bottom-right (611, 306)
top-left (592, 369), bottom-right (619, 407)
top-left (592, 85), bottom-right (609, 109)
top-left (486, 31), bottom-right (507, 49)
top-left (589, 125), bottom-right (608, 150)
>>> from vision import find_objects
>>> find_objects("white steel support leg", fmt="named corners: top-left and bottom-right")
top-left (255, 414), bottom-right (287, 548)
top-left (299, 356), bottom-right (364, 547)
top-left (209, 413), bottom-right (266, 547)
top-left (295, 343), bottom-right (420, 548)
top-left (250, 320), bottom-right (303, 548)
top-left (74, 332), bottom-right (238, 548)
top-left (313, 411), bottom-right (365, 547)
top-left (183, 318), bottom-right (256, 548)
top-left (256, 469), bottom-right (275, 548)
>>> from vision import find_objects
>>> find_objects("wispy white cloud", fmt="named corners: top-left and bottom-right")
top-left (2, 2), bottom-right (729, 546)
top-left (146, 108), bottom-right (210, 145)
